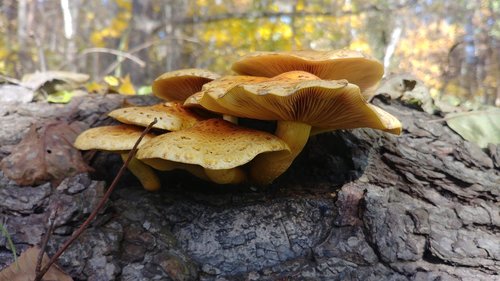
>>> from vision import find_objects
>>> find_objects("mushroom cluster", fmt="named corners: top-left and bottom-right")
top-left (74, 49), bottom-right (402, 190)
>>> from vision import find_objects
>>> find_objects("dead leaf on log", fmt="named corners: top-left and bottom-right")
top-left (0, 121), bottom-right (91, 186)
top-left (0, 246), bottom-right (73, 281)
top-left (21, 71), bottom-right (89, 91)
top-left (446, 108), bottom-right (500, 148)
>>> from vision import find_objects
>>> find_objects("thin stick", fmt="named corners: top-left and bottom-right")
top-left (35, 207), bottom-right (59, 276)
top-left (101, 37), bottom-right (202, 77)
top-left (34, 118), bottom-right (157, 281)
top-left (101, 40), bottom-right (156, 77)
top-left (57, 47), bottom-right (146, 71)
top-left (0, 74), bottom-right (24, 86)
top-left (427, 110), bottom-right (500, 123)
top-left (79, 48), bottom-right (146, 67)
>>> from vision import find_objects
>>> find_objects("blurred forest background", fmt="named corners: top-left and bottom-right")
top-left (0, 0), bottom-right (499, 105)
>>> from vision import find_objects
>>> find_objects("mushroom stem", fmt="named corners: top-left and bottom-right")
top-left (205, 168), bottom-right (247, 184)
top-left (249, 120), bottom-right (311, 185)
top-left (120, 154), bottom-right (161, 191)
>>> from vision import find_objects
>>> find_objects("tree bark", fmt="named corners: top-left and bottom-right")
top-left (0, 94), bottom-right (498, 280)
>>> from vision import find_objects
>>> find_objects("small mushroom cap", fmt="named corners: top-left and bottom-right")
top-left (152, 68), bottom-right (220, 101)
top-left (74, 125), bottom-right (155, 151)
top-left (108, 101), bottom-right (203, 131)
top-left (183, 92), bottom-right (204, 109)
top-left (136, 119), bottom-right (290, 170)
top-left (231, 49), bottom-right (384, 92)
top-left (199, 72), bottom-right (401, 134)
top-left (183, 75), bottom-right (268, 110)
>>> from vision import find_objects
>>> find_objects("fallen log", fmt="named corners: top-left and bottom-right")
top-left (0, 94), bottom-right (498, 280)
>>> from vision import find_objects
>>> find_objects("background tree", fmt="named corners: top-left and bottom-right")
top-left (0, 0), bottom-right (498, 105)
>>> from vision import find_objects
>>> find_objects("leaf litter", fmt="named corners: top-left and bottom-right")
top-left (0, 246), bottom-right (73, 281)
top-left (0, 121), bottom-right (91, 187)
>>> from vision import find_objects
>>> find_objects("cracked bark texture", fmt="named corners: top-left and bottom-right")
top-left (0, 95), bottom-right (499, 281)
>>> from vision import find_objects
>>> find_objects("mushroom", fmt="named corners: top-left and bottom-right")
top-left (184, 75), bottom-right (268, 123)
top-left (152, 68), bottom-right (220, 102)
top-left (74, 125), bottom-right (161, 191)
top-left (108, 101), bottom-right (204, 131)
top-left (136, 118), bottom-right (290, 184)
top-left (196, 71), bottom-right (401, 185)
top-left (231, 49), bottom-right (384, 95)
top-left (103, 101), bottom-right (211, 186)
top-left (185, 75), bottom-right (267, 106)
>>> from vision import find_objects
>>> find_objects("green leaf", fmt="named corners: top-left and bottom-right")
top-left (446, 109), bottom-right (500, 148)
top-left (137, 85), bottom-right (152, 95)
top-left (47, 90), bottom-right (74, 104)
top-left (0, 223), bottom-right (18, 268)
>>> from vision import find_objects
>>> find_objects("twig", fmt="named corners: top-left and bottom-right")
top-left (427, 110), bottom-right (500, 123)
top-left (101, 40), bottom-right (156, 77)
top-left (101, 37), bottom-right (201, 77)
top-left (35, 206), bottom-right (60, 276)
top-left (34, 118), bottom-right (157, 281)
top-left (0, 74), bottom-right (24, 86)
top-left (80, 48), bottom-right (146, 67)
top-left (57, 47), bottom-right (146, 71)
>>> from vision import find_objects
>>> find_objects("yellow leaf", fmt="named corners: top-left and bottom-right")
top-left (104, 76), bottom-right (120, 87)
top-left (296, 0), bottom-right (304, 11)
top-left (86, 82), bottom-right (108, 94)
top-left (275, 22), bottom-right (292, 39)
top-left (0, 47), bottom-right (8, 59)
top-left (116, 0), bottom-right (132, 10)
top-left (349, 38), bottom-right (371, 54)
top-left (47, 90), bottom-right (74, 104)
top-left (90, 32), bottom-right (105, 47)
top-left (118, 75), bottom-right (136, 95)
top-left (86, 12), bottom-right (95, 20)
top-left (111, 18), bottom-right (128, 33)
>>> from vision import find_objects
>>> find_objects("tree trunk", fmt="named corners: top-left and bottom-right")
top-left (61, 0), bottom-right (80, 72)
top-left (0, 94), bottom-right (498, 280)
top-left (163, 0), bottom-right (188, 71)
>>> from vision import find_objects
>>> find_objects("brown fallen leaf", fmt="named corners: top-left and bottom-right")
top-left (0, 246), bottom-right (73, 281)
top-left (0, 121), bottom-right (91, 186)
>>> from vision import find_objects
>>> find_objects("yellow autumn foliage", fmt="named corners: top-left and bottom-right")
top-left (397, 20), bottom-right (463, 91)
top-left (0, 0), bottom-right (497, 105)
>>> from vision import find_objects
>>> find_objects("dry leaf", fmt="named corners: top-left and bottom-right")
top-left (86, 75), bottom-right (136, 95)
top-left (21, 71), bottom-right (89, 91)
top-left (103, 75), bottom-right (120, 87)
top-left (446, 109), bottom-right (500, 148)
top-left (86, 81), bottom-right (108, 94)
top-left (0, 246), bottom-right (73, 281)
top-left (117, 75), bottom-right (136, 95)
top-left (0, 121), bottom-right (91, 186)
